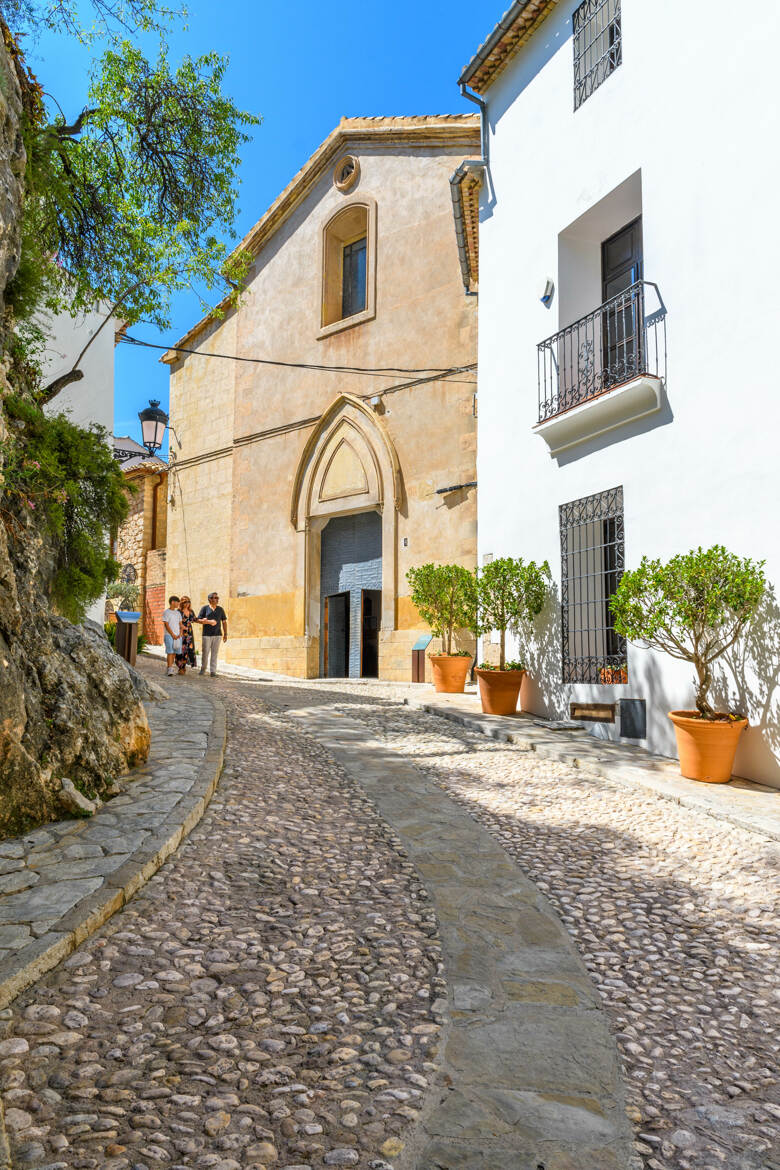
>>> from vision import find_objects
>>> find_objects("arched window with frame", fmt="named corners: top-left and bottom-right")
top-left (320, 199), bottom-right (376, 336)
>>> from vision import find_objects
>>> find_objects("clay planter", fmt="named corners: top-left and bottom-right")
top-left (599, 666), bottom-right (628, 684)
top-left (430, 654), bottom-right (471, 694)
top-left (668, 710), bottom-right (748, 783)
top-left (475, 668), bottom-right (527, 716)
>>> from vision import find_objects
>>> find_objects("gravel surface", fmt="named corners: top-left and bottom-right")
top-left (267, 680), bottom-right (778, 1170)
top-left (0, 678), bottom-right (443, 1170)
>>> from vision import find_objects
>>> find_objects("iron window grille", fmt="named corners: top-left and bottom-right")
top-left (537, 280), bottom-right (667, 423)
top-left (560, 485), bottom-right (626, 683)
top-left (573, 0), bottom-right (622, 110)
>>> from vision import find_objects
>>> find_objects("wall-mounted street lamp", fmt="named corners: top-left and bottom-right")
top-left (138, 399), bottom-right (169, 457)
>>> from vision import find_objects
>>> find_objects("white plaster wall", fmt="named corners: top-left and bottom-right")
top-left (477, 0), bottom-right (780, 785)
top-left (42, 306), bottom-right (117, 627)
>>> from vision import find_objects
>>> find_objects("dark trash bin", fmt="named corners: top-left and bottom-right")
top-left (114, 610), bottom-right (141, 666)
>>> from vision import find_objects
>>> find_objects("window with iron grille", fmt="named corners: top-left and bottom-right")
top-left (573, 0), bottom-right (622, 110)
top-left (560, 486), bottom-right (626, 683)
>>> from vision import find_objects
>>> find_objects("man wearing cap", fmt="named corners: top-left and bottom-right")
top-left (197, 591), bottom-right (228, 677)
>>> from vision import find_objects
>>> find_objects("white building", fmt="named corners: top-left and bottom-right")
top-left (456, 0), bottom-right (780, 785)
top-left (42, 304), bottom-right (118, 626)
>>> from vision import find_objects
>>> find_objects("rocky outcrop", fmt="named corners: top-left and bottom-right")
top-left (0, 491), bottom-right (152, 837)
top-left (0, 37), bottom-right (152, 839)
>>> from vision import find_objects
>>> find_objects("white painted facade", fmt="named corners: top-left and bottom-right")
top-left (474, 1), bottom-right (780, 784)
top-left (42, 305), bottom-right (117, 627)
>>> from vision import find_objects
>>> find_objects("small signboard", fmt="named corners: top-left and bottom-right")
top-left (412, 634), bottom-right (433, 651)
top-left (411, 634), bottom-right (433, 682)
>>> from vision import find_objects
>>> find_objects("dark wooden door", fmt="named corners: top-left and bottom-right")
top-left (360, 589), bottom-right (380, 678)
top-left (601, 217), bottom-right (643, 387)
top-left (325, 592), bottom-right (349, 678)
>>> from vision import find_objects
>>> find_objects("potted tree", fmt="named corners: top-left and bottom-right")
top-left (610, 545), bottom-right (766, 783)
top-left (406, 563), bottom-right (476, 693)
top-left (475, 557), bottom-right (549, 715)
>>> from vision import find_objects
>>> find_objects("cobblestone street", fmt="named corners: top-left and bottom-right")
top-left (1, 669), bottom-right (778, 1170)
top-left (262, 676), bottom-right (780, 1170)
top-left (1, 677), bottom-right (443, 1170)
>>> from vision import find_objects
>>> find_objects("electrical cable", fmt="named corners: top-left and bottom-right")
top-left (118, 332), bottom-right (477, 380)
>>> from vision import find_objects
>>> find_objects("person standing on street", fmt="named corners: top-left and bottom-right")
top-left (162, 596), bottom-right (182, 677)
top-left (197, 591), bottom-right (227, 677)
top-left (175, 596), bottom-right (198, 675)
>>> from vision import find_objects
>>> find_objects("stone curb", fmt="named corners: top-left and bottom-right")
top-left (0, 696), bottom-right (226, 1014)
top-left (406, 698), bottom-right (780, 843)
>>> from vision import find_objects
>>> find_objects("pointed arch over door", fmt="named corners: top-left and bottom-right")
top-left (290, 393), bottom-right (403, 671)
top-left (290, 393), bottom-right (401, 529)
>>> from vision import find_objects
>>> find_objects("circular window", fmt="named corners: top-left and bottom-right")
top-left (333, 154), bottom-right (359, 193)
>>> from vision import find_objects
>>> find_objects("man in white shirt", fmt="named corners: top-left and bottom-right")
top-left (162, 596), bottom-right (182, 677)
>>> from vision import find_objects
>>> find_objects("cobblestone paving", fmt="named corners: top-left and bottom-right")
top-left (0, 688), bottom-right (213, 975)
top-left (1, 679), bottom-right (443, 1170)
top-left (265, 681), bottom-right (778, 1170)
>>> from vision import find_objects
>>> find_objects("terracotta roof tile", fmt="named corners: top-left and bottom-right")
top-left (460, 0), bottom-right (559, 94)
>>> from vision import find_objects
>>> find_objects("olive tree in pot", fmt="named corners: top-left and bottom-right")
top-left (406, 563), bottom-right (476, 693)
top-left (610, 545), bottom-right (766, 783)
top-left (475, 557), bottom-right (549, 715)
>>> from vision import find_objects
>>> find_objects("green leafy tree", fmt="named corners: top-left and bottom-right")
top-left (1, 396), bottom-right (129, 621)
top-left (406, 563), bottom-right (477, 655)
top-left (476, 557), bottom-right (549, 670)
top-left (2, 2), bottom-right (259, 400)
top-left (609, 546), bottom-right (766, 719)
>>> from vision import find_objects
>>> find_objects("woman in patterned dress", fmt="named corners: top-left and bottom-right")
top-left (176, 597), bottom-right (197, 674)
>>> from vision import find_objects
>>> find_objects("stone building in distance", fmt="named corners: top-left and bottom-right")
top-left (163, 115), bottom-right (479, 680)
top-left (113, 436), bottom-right (168, 642)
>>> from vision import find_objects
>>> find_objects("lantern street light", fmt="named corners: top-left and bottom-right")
top-left (138, 399), bottom-right (169, 457)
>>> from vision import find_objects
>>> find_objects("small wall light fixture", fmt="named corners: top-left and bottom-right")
top-left (540, 278), bottom-right (555, 307)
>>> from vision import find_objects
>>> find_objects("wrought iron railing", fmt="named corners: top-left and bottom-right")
top-left (537, 280), bottom-right (666, 423)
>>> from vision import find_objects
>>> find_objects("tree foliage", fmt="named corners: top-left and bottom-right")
top-left (1, 0), bottom-right (259, 400)
top-left (476, 557), bottom-right (548, 670)
top-left (609, 546), bottom-right (766, 718)
top-left (406, 563), bottom-right (477, 655)
top-left (1, 395), bottom-right (129, 621)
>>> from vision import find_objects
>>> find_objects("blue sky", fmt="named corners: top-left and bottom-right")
top-left (31, 1), bottom-right (494, 449)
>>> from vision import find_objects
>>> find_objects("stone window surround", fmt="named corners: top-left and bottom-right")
top-left (318, 195), bottom-right (377, 340)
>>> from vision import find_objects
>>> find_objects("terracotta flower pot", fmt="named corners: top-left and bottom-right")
top-left (600, 666), bottom-right (628, 684)
top-left (668, 710), bottom-right (748, 783)
top-left (430, 655), bottom-right (471, 694)
top-left (474, 668), bottom-right (527, 715)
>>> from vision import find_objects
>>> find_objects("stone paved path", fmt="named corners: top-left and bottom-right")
top-left (277, 698), bottom-right (631, 1170)
top-left (2, 665), bottom-right (778, 1170)
top-left (0, 668), bottom-right (444, 1170)
top-left (251, 677), bottom-right (779, 1170)
top-left (0, 685), bottom-right (219, 1010)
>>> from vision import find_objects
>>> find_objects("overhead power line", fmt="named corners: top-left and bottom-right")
top-left (118, 333), bottom-right (478, 380)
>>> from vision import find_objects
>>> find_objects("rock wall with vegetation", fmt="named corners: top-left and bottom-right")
top-left (0, 37), bottom-right (151, 840)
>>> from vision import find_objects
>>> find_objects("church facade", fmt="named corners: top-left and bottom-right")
top-left (164, 115), bottom-right (479, 680)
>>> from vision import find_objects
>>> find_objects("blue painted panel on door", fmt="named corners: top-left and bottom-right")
top-left (321, 512), bottom-right (382, 677)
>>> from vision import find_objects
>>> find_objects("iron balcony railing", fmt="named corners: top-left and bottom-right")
top-left (537, 280), bottom-right (667, 423)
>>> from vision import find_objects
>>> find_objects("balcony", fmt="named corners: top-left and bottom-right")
top-left (535, 281), bottom-right (667, 456)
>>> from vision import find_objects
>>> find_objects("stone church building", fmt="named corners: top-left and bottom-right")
top-left (164, 115), bottom-right (479, 680)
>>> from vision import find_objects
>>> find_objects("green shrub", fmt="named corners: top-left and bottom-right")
top-left (478, 659), bottom-right (526, 671)
top-left (406, 563), bottom-right (477, 655)
top-left (609, 545), bottom-right (766, 719)
top-left (1, 396), bottom-right (129, 622)
top-left (476, 557), bottom-right (549, 670)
